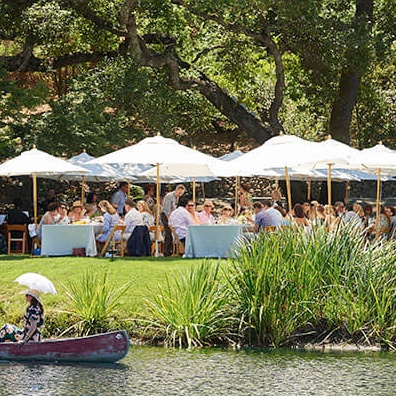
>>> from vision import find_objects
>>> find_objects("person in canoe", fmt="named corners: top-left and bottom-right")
top-left (0, 289), bottom-right (44, 343)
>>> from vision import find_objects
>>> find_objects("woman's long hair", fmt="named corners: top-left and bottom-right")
top-left (29, 296), bottom-right (44, 314)
top-left (98, 200), bottom-right (117, 215)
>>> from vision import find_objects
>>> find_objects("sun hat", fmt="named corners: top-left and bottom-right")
top-left (20, 289), bottom-right (42, 304)
top-left (203, 200), bottom-right (214, 207)
top-left (71, 200), bottom-right (83, 209)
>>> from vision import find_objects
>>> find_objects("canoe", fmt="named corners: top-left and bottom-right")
top-left (0, 330), bottom-right (129, 363)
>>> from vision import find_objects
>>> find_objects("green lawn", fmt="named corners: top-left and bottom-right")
top-left (0, 255), bottom-right (207, 322)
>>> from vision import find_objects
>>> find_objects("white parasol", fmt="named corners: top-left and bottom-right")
top-left (14, 273), bottom-right (57, 295)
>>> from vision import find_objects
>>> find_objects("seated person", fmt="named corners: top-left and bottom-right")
top-left (7, 199), bottom-right (30, 226)
top-left (168, 196), bottom-right (194, 243)
top-left (217, 205), bottom-right (234, 224)
top-left (68, 201), bottom-right (85, 223)
top-left (254, 200), bottom-right (284, 232)
top-left (292, 203), bottom-right (311, 228)
top-left (186, 200), bottom-right (200, 225)
top-left (0, 289), bottom-right (44, 343)
top-left (96, 200), bottom-right (120, 251)
top-left (197, 200), bottom-right (216, 225)
top-left (57, 203), bottom-right (70, 225)
top-left (6, 198), bottom-right (30, 238)
top-left (123, 198), bottom-right (143, 240)
top-left (37, 202), bottom-right (62, 240)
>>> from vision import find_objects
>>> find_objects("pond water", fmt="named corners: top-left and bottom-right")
top-left (1, 347), bottom-right (396, 395)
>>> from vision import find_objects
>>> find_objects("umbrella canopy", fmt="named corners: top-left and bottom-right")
top-left (90, 135), bottom-right (225, 168)
top-left (0, 148), bottom-right (88, 223)
top-left (230, 134), bottom-right (320, 174)
top-left (0, 148), bottom-right (87, 177)
top-left (350, 143), bottom-right (396, 176)
top-left (349, 143), bottom-right (396, 235)
top-left (14, 273), bottom-right (57, 295)
top-left (67, 152), bottom-right (129, 182)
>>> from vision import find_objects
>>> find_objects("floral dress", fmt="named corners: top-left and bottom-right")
top-left (22, 304), bottom-right (44, 341)
top-left (0, 304), bottom-right (44, 342)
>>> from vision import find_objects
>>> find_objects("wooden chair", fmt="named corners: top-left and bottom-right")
top-left (99, 225), bottom-right (126, 257)
top-left (6, 224), bottom-right (27, 255)
top-left (169, 226), bottom-right (185, 256)
top-left (148, 225), bottom-right (164, 256)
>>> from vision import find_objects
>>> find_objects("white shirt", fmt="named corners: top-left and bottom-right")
top-left (124, 208), bottom-right (143, 234)
top-left (169, 207), bottom-right (194, 239)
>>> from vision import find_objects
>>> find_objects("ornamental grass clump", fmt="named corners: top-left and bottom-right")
top-left (227, 224), bottom-right (396, 347)
top-left (145, 261), bottom-right (235, 348)
top-left (62, 268), bottom-right (131, 336)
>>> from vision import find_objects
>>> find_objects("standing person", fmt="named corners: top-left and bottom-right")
top-left (0, 289), bottom-right (44, 343)
top-left (112, 181), bottom-right (128, 216)
top-left (96, 200), bottom-right (120, 250)
top-left (123, 198), bottom-right (143, 240)
top-left (163, 184), bottom-right (186, 218)
top-left (197, 200), bottom-right (216, 225)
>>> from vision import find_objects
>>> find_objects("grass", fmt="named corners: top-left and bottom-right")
top-left (145, 261), bottom-right (235, 348)
top-left (0, 255), bottom-right (201, 336)
top-left (2, 226), bottom-right (396, 349)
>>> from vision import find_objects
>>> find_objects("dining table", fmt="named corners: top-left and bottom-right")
top-left (184, 224), bottom-right (244, 258)
top-left (41, 223), bottom-right (102, 257)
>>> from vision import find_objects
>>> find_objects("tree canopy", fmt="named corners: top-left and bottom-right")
top-left (0, 0), bottom-right (394, 158)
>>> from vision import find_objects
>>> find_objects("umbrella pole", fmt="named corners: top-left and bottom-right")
top-left (327, 163), bottom-right (332, 207)
top-left (155, 163), bottom-right (160, 257)
top-left (234, 176), bottom-right (239, 216)
top-left (202, 182), bottom-right (205, 200)
top-left (285, 166), bottom-right (292, 213)
top-left (345, 181), bottom-right (349, 204)
top-left (81, 175), bottom-right (85, 205)
top-left (33, 172), bottom-right (38, 225)
top-left (307, 178), bottom-right (311, 201)
top-left (375, 168), bottom-right (381, 236)
top-left (192, 177), bottom-right (196, 203)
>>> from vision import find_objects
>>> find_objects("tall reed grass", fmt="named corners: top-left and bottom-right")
top-left (62, 268), bottom-right (131, 336)
top-left (145, 262), bottom-right (235, 348)
top-left (227, 225), bottom-right (396, 347)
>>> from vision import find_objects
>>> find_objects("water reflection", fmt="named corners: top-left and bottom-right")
top-left (1, 348), bottom-right (396, 395)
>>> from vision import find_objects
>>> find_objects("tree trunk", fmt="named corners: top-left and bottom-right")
top-left (329, 0), bottom-right (374, 143)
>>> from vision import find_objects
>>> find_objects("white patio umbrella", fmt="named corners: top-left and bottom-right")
top-left (230, 134), bottom-right (321, 211)
top-left (89, 135), bottom-right (233, 254)
top-left (0, 147), bottom-right (87, 224)
top-left (304, 137), bottom-right (362, 206)
top-left (349, 143), bottom-right (396, 234)
top-left (67, 152), bottom-right (132, 204)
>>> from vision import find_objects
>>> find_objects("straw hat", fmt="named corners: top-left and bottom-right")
top-left (20, 289), bottom-right (42, 304)
top-left (71, 200), bottom-right (83, 209)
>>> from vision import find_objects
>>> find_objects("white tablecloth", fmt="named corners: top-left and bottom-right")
top-left (184, 225), bottom-right (243, 258)
top-left (41, 224), bottom-right (98, 256)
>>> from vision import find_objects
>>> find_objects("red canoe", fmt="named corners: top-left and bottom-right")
top-left (0, 330), bottom-right (129, 363)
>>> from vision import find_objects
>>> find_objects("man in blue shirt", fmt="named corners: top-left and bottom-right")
top-left (254, 200), bottom-right (283, 232)
top-left (112, 181), bottom-right (128, 216)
